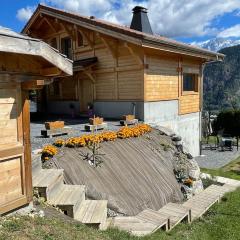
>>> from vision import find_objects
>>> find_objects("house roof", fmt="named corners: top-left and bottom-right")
top-left (23, 4), bottom-right (225, 61)
top-left (0, 26), bottom-right (73, 76)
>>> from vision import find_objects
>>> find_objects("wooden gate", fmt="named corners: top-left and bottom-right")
top-left (0, 81), bottom-right (32, 215)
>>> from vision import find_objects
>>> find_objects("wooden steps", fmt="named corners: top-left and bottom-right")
top-left (75, 200), bottom-right (107, 230)
top-left (33, 169), bottom-right (64, 200)
top-left (113, 216), bottom-right (161, 236)
top-left (157, 203), bottom-right (191, 229)
top-left (136, 208), bottom-right (169, 230)
top-left (182, 183), bottom-right (239, 220)
top-left (48, 185), bottom-right (85, 218)
top-left (32, 154), bottom-right (107, 229)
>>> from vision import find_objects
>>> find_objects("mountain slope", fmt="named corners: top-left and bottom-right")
top-left (193, 38), bottom-right (240, 52)
top-left (203, 44), bottom-right (240, 111)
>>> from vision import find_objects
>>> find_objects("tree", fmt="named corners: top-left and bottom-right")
top-left (213, 110), bottom-right (240, 150)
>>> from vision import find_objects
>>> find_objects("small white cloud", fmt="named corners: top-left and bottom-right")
top-left (16, 6), bottom-right (35, 22)
top-left (218, 24), bottom-right (240, 38)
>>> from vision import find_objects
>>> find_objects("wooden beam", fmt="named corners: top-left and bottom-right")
top-left (98, 33), bottom-right (117, 59)
top-left (41, 67), bottom-right (62, 76)
top-left (124, 43), bottom-right (143, 65)
top-left (0, 146), bottom-right (24, 160)
top-left (78, 28), bottom-right (94, 48)
top-left (21, 80), bottom-right (50, 90)
top-left (44, 17), bottom-right (57, 33)
top-left (59, 22), bottom-right (77, 41)
top-left (34, 17), bottom-right (45, 30)
top-left (22, 91), bottom-right (33, 203)
top-left (84, 70), bottom-right (96, 83)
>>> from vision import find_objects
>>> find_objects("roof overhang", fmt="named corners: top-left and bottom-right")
top-left (23, 4), bottom-right (225, 62)
top-left (0, 27), bottom-right (73, 77)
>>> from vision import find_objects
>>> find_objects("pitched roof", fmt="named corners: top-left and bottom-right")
top-left (0, 26), bottom-right (72, 76)
top-left (23, 4), bottom-right (224, 61)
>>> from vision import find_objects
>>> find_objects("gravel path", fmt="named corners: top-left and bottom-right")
top-left (30, 119), bottom-right (123, 151)
top-left (195, 146), bottom-right (240, 169)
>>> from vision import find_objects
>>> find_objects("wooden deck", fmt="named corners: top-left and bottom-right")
top-left (112, 181), bottom-right (240, 236)
top-left (113, 216), bottom-right (161, 236)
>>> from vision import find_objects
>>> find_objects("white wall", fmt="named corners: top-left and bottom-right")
top-left (94, 101), bottom-right (144, 120)
top-left (144, 100), bottom-right (200, 157)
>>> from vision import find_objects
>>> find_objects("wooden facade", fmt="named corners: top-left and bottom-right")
top-left (0, 28), bottom-right (72, 215)
top-left (23, 5), bottom-right (223, 117)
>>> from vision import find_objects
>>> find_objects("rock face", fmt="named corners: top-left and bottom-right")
top-left (170, 140), bottom-right (204, 199)
top-left (157, 127), bottom-right (204, 199)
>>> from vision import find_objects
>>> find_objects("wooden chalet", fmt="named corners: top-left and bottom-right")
top-left (23, 4), bottom-right (224, 156)
top-left (0, 27), bottom-right (72, 215)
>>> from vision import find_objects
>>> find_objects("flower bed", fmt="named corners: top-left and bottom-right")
top-left (41, 124), bottom-right (151, 160)
top-left (42, 145), bottom-right (58, 161)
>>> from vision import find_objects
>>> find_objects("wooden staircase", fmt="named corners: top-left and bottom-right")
top-left (32, 155), bottom-right (107, 230)
top-left (32, 155), bottom-right (240, 236)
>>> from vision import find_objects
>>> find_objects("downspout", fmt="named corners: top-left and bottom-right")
top-left (199, 62), bottom-right (206, 156)
top-left (199, 56), bottom-right (223, 155)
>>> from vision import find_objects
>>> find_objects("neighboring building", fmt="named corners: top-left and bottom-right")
top-left (23, 4), bottom-right (224, 156)
top-left (0, 27), bottom-right (72, 215)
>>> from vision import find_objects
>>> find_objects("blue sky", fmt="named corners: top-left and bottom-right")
top-left (1, 0), bottom-right (240, 44)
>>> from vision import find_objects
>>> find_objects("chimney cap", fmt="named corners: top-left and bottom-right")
top-left (132, 6), bottom-right (148, 13)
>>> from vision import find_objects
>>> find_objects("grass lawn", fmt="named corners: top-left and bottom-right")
top-left (1, 160), bottom-right (240, 240)
top-left (201, 156), bottom-right (240, 181)
top-left (1, 189), bottom-right (240, 240)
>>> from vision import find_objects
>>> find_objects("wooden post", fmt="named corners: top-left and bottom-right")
top-left (22, 90), bottom-right (33, 202)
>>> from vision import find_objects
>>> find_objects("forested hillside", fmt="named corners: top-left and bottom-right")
top-left (204, 45), bottom-right (240, 111)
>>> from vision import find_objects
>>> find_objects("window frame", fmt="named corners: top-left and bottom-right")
top-left (61, 36), bottom-right (72, 59)
top-left (182, 72), bottom-right (199, 95)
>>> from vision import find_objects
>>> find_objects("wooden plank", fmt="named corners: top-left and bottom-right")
top-left (0, 146), bottom-right (23, 160)
top-left (0, 196), bottom-right (28, 215)
top-left (22, 91), bottom-right (33, 202)
top-left (0, 156), bottom-right (23, 206)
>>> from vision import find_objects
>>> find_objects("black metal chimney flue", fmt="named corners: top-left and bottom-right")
top-left (130, 6), bottom-right (153, 34)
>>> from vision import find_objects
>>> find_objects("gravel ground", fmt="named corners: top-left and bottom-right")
top-left (195, 146), bottom-right (240, 169)
top-left (30, 119), bottom-right (124, 151)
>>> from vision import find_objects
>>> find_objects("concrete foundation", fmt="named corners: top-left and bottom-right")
top-left (94, 101), bottom-right (144, 120)
top-left (144, 100), bottom-right (200, 157)
top-left (46, 99), bottom-right (200, 156)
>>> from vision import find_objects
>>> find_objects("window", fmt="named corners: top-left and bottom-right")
top-left (183, 73), bottom-right (198, 92)
top-left (77, 32), bottom-right (84, 47)
top-left (61, 37), bottom-right (72, 59)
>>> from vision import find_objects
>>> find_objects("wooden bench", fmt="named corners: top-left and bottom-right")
top-left (84, 123), bottom-right (108, 132)
top-left (120, 119), bottom-right (138, 126)
top-left (120, 115), bottom-right (138, 126)
top-left (41, 126), bottom-right (72, 138)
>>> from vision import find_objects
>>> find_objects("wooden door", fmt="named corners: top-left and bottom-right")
top-left (0, 81), bottom-right (32, 215)
top-left (79, 78), bottom-right (94, 112)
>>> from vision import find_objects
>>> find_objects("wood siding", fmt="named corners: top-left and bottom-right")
top-left (0, 81), bottom-right (29, 215)
top-left (43, 28), bottom-right (144, 112)
top-left (29, 17), bottom-right (202, 115)
top-left (179, 61), bottom-right (201, 115)
top-left (179, 94), bottom-right (200, 115)
top-left (145, 56), bottom-right (179, 101)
